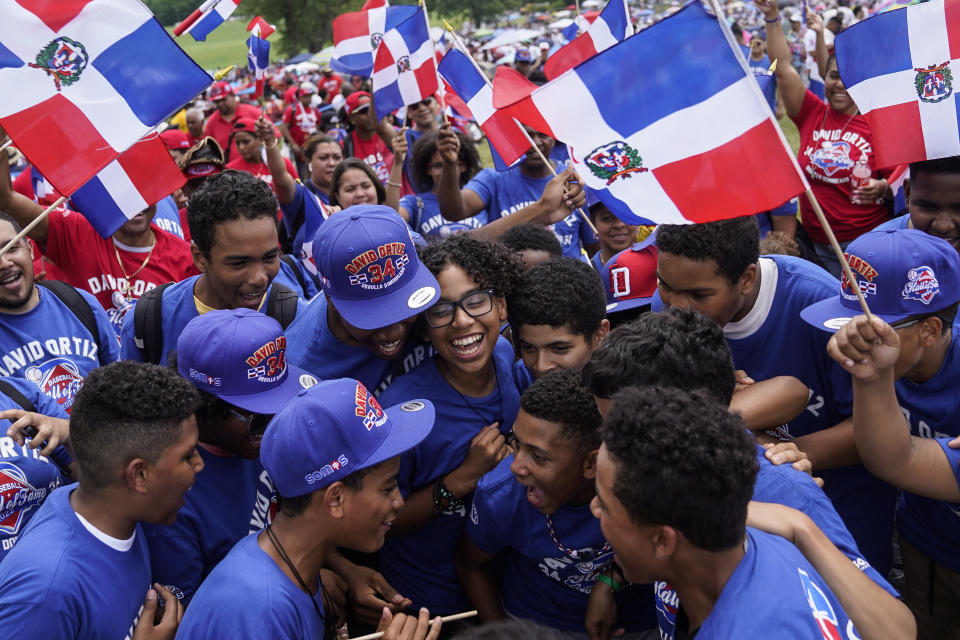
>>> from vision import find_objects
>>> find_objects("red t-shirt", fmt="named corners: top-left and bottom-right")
top-left (793, 91), bottom-right (890, 243)
top-left (350, 131), bottom-right (393, 184)
top-left (282, 103), bottom-right (323, 146)
top-left (283, 86), bottom-right (298, 105)
top-left (203, 103), bottom-right (263, 161)
top-left (44, 207), bottom-right (198, 330)
top-left (225, 156), bottom-right (299, 193)
top-left (320, 75), bottom-right (343, 99)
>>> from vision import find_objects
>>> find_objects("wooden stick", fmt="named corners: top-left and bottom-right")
top-left (0, 139), bottom-right (11, 153)
top-left (173, 0), bottom-right (218, 36)
top-left (441, 22), bottom-right (598, 235)
top-left (348, 610), bottom-right (478, 640)
top-left (0, 196), bottom-right (66, 258)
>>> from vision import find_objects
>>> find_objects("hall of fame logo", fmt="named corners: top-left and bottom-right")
top-left (24, 357), bottom-right (83, 410)
top-left (0, 462), bottom-right (46, 536)
top-left (29, 37), bottom-right (89, 91)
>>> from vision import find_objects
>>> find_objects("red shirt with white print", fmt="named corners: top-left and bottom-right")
top-left (350, 131), bottom-right (393, 184)
top-left (282, 103), bottom-right (323, 146)
top-left (225, 155), bottom-right (299, 193)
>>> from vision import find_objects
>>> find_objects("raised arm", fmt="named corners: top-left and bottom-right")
top-left (435, 124), bottom-right (486, 222)
top-left (256, 118), bottom-right (297, 205)
top-left (755, 0), bottom-right (808, 118)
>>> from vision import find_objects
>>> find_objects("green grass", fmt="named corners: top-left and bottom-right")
top-left (166, 19), bottom-right (253, 71)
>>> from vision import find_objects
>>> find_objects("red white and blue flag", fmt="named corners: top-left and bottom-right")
top-left (331, 4), bottom-right (418, 76)
top-left (834, 0), bottom-right (960, 168)
top-left (371, 8), bottom-right (438, 120)
top-left (178, 0), bottom-right (241, 42)
top-left (438, 48), bottom-right (529, 170)
top-left (545, 0), bottom-right (633, 80)
top-left (299, 190), bottom-right (333, 276)
top-left (70, 135), bottom-right (186, 238)
top-left (0, 0), bottom-right (211, 197)
top-left (493, 2), bottom-right (805, 226)
top-left (247, 16), bottom-right (272, 98)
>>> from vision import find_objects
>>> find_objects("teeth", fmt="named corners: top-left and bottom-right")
top-left (452, 335), bottom-right (482, 347)
top-left (0, 276), bottom-right (17, 286)
top-left (379, 340), bottom-right (400, 351)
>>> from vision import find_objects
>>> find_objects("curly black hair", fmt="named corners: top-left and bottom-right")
top-left (71, 361), bottom-right (201, 488)
top-left (601, 386), bottom-right (758, 551)
top-left (329, 158), bottom-right (386, 207)
top-left (187, 169), bottom-right (279, 257)
top-left (521, 370), bottom-right (601, 453)
top-left (656, 217), bottom-right (760, 285)
top-left (582, 308), bottom-right (735, 404)
top-left (419, 234), bottom-right (522, 299)
top-left (409, 129), bottom-right (482, 193)
top-left (508, 258), bottom-right (606, 341)
top-left (499, 223), bottom-right (562, 258)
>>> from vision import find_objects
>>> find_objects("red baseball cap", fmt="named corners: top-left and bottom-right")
top-left (209, 81), bottom-right (234, 101)
top-left (159, 128), bottom-right (191, 150)
top-left (600, 238), bottom-right (659, 313)
top-left (345, 91), bottom-right (371, 115)
top-left (298, 81), bottom-right (318, 97)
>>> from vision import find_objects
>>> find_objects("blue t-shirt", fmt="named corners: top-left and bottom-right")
top-left (0, 487), bottom-right (150, 639)
top-left (872, 214), bottom-right (910, 232)
top-left (0, 378), bottom-right (70, 562)
top-left (938, 436), bottom-right (960, 494)
top-left (464, 164), bottom-right (598, 259)
top-left (512, 359), bottom-right (534, 395)
top-left (119, 275), bottom-right (303, 363)
top-left (0, 286), bottom-right (118, 413)
top-left (177, 532), bottom-right (327, 639)
top-left (468, 458), bottom-right (655, 632)
top-left (400, 192), bottom-right (487, 240)
top-left (275, 254), bottom-right (320, 300)
top-left (893, 325), bottom-right (960, 572)
top-left (285, 295), bottom-right (433, 396)
top-left (280, 181), bottom-right (331, 257)
top-left (377, 338), bottom-right (521, 614)
top-left (143, 447), bottom-right (276, 604)
top-left (152, 195), bottom-right (185, 240)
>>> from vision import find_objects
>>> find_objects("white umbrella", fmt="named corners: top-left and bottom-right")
top-left (310, 46), bottom-right (335, 66)
top-left (549, 17), bottom-right (574, 29)
top-left (480, 29), bottom-right (543, 50)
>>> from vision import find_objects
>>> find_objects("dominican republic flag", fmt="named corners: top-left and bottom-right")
top-left (834, 0), bottom-right (960, 168)
top-left (70, 135), bottom-right (186, 237)
top-left (331, 4), bottom-right (418, 76)
top-left (247, 15), bottom-right (275, 39)
top-left (31, 170), bottom-right (56, 203)
top-left (372, 8), bottom-right (438, 120)
top-left (175, 0), bottom-right (241, 41)
top-left (299, 189), bottom-right (333, 276)
top-left (247, 18), bottom-right (271, 99)
top-left (492, 2), bottom-right (805, 226)
top-left (545, 0), bottom-right (633, 80)
top-left (0, 1), bottom-right (211, 198)
top-left (438, 48), bottom-right (529, 170)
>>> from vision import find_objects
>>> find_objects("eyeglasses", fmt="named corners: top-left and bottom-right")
top-left (891, 317), bottom-right (922, 330)
top-left (424, 289), bottom-right (495, 328)
top-left (228, 408), bottom-right (272, 435)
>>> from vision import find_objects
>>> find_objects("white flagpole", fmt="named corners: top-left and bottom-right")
top-left (420, 0), bottom-right (450, 124)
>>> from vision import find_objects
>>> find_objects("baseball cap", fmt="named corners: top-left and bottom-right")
top-left (345, 91), bottom-right (371, 115)
top-left (298, 81), bottom-right (317, 97)
top-left (313, 206), bottom-right (440, 329)
top-left (232, 117), bottom-right (258, 134)
top-left (209, 81), bottom-right (234, 101)
top-left (515, 48), bottom-right (534, 63)
top-left (262, 378), bottom-right (435, 496)
top-left (801, 229), bottom-right (960, 332)
top-left (159, 128), bottom-right (191, 150)
top-left (600, 236), bottom-right (659, 313)
top-left (176, 308), bottom-right (319, 413)
top-left (180, 136), bottom-right (224, 179)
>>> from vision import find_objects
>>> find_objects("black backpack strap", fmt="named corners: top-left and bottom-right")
top-left (265, 283), bottom-right (299, 330)
top-left (0, 379), bottom-right (35, 413)
top-left (133, 282), bottom-right (173, 364)
top-left (280, 254), bottom-right (309, 298)
top-left (36, 281), bottom-right (104, 364)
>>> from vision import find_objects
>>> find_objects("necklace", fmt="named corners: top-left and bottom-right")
top-left (546, 514), bottom-right (611, 561)
top-left (818, 106), bottom-right (858, 145)
top-left (437, 358), bottom-right (504, 426)
top-left (264, 526), bottom-right (325, 620)
top-left (112, 238), bottom-right (155, 302)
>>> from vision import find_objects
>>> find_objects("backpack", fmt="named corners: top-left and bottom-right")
top-left (36, 281), bottom-right (106, 365)
top-left (133, 282), bottom-right (300, 364)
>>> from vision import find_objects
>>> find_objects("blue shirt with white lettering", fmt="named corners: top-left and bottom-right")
top-left (152, 195), bottom-right (185, 240)
top-left (0, 486), bottom-right (150, 639)
top-left (143, 447), bottom-right (276, 605)
top-left (377, 338), bottom-right (521, 615)
top-left (400, 192), bottom-right (487, 240)
top-left (0, 286), bottom-right (118, 413)
top-left (468, 457), bottom-right (655, 632)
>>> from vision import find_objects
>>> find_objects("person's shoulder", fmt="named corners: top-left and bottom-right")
top-left (476, 456), bottom-right (518, 497)
top-left (769, 255), bottom-right (839, 297)
top-left (378, 360), bottom-right (437, 404)
top-left (238, 103), bottom-right (262, 118)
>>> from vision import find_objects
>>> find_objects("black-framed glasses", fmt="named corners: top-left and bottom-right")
top-left (228, 408), bottom-right (272, 435)
top-left (424, 289), bottom-right (495, 328)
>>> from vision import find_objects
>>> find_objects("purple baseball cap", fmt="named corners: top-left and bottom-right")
top-left (801, 229), bottom-right (960, 332)
top-left (261, 378), bottom-right (435, 496)
top-left (313, 205), bottom-right (440, 330)
top-left (176, 308), bottom-right (319, 413)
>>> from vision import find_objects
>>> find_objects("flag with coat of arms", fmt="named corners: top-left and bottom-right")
top-left (545, 0), bottom-right (633, 80)
top-left (834, 0), bottom-right (960, 168)
top-left (0, 0), bottom-right (211, 198)
top-left (331, 3), bottom-right (418, 76)
top-left (492, 2), bottom-right (805, 226)
top-left (371, 7), bottom-right (439, 120)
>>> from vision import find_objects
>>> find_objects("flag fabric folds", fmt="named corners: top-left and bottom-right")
top-left (544, 0), bottom-right (633, 80)
top-left (493, 2), bottom-right (805, 226)
top-left (834, 0), bottom-right (960, 168)
top-left (299, 189), bottom-right (333, 276)
top-left (331, 4), bottom-right (418, 76)
top-left (246, 15), bottom-right (275, 40)
top-left (247, 18), bottom-right (271, 99)
top-left (438, 48), bottom-right (529, 170)
top-left (0, 0), bottom-right (211, 197)
top-left (182, 0), bottom-right (241, 42)
top-left (70, 135), bottom-right (186, 238)
top-left (371, 8), bottom-right (438, 120)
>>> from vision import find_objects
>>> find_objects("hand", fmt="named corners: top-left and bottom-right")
top-left (827, 315), bottom-right (900, 380)
top-left (1, 410), bottom-right (69, 457)
top-left (131, 584), bottom-right (182, 640)
top-left (585, 577), bottom-right (624, 640)
top-left (377, 607), bottom-right (442, 640)
top-left (437, 124), bottom-right (461, 165)
top-left (341, 563), bottom-right (412, 627)
top-left (763, 441), bottom-right (813, 475)
top-left (392, 128), bottom-right (409, 164)
top-left (807, 13), bottom-right (824, 33)
top-left (746, 501), bottom-right (809, 544)
top-left (734, 369), bottom-right (755, 392)
top-left (320, 568), bottom-right (348, 628)
top-left (537, 167), bottom-right (586, 224)
top-left (754, 0), bottom-right (780, 21)
top-left (852, 178), bottom-right (886, 205)
top-left (448, 424), bottom-right (510, 495)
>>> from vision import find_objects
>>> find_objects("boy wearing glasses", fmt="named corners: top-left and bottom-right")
top-left (802, 229), bottom-right (960, 637)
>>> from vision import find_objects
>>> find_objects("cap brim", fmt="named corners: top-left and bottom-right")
top-left (800, 297), bottom-right (908, 333)
top-left (329, 265), bottom-right (441, 331)
top-left (606, 296), bottom-right (654, 314)
top-left (215, 363), bottom-right (320, 414)
top-left (361, 399), bottom-right (435, 469)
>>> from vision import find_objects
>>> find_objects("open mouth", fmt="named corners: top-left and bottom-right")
top-left (239, 290), bottom-right (266, 307)
top-left (375, 338), bottom-right (403, 358)
top-left (526, 485), bottom-right (545, 507)
top-left (0, 272), bottom-right (22, 291)
top-left (450, 332), bottom-right (484, 360)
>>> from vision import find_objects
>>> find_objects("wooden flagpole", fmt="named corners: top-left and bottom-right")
top-left (420, 0), bottom-right (450, 125)
top-left (348, 610), bottom-right (478, 640)
top-left (0, 196), bottom-right (67, 259)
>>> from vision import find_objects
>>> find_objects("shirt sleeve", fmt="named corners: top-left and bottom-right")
top-left (465, 479), bottom-right (511, 555)
top-left (42, 208), bottom-right (90, 265)
top-left (936, 437), bottom-right (960, 494)
top-left (791, 90), bottom-right (824, 129)
top-left (146, 526), bottom-right (205, 606)
top-left (463, 168), bottom-right (496, 209)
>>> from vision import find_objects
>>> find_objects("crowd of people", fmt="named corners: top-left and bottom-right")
top-left (0, 0), bottom-right (957, 638)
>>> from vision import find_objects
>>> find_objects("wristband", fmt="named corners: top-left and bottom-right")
top-left (264, 140), bottom-right (278, 150)
top-left (765, 15), bottom-right (781, 23)
top-left (433, 476), bottom-right (465, 515)
top-left (386, 180), bottom-right (402, 188)
top-left (596, 573), bottom-right (624, 592)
